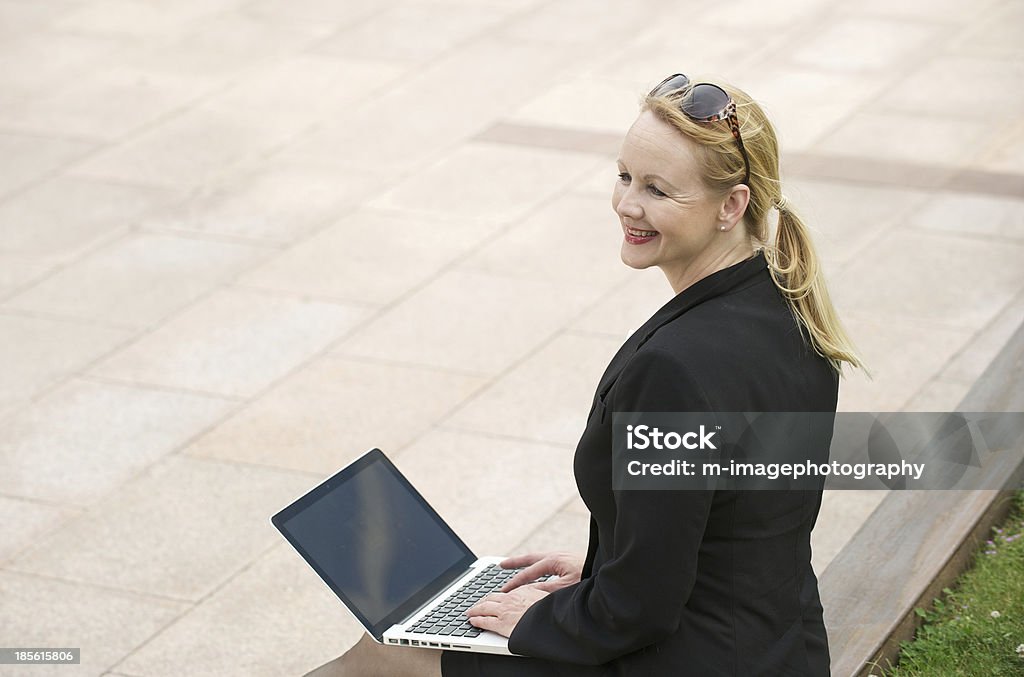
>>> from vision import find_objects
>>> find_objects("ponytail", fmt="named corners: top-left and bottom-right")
top-left (764, 198), bottom-right (867, 375)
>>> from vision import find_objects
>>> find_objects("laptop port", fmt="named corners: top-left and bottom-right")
top-left (440, 643), bottom-right (450, 648)
top-left (429, 642), bottom-right (438, 647)
top-left (400, 639), bottom-right (409, 646)
top-left (388, 639), bottom-right (399, 644)
top-left (411, 640), bottom-right (419, 646)
top-left (452, 645), bottom-right (471, 649)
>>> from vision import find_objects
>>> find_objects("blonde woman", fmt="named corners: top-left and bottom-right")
top-left (312, 73), bottom-right (863, 677)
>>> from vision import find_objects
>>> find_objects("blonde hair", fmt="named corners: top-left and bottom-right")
top-left (643, 79), bottom-right (866, 375)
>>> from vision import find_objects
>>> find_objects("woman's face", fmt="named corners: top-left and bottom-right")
top-left (612, 110), bottom-right (729, 290)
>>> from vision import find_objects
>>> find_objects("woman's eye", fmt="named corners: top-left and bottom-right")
top-left (648, 184), bottom-right (666, 197)
top-left (617, 172), bottom-right (631, 183)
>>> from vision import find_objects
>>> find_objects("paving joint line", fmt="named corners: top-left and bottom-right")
top-left (105, 538), bottom-right (284, 673)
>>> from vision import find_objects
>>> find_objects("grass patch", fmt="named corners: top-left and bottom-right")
top-left (876, 490), bottom-right (1024, 676)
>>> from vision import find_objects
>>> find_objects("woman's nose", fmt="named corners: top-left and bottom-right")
top-left (614, 185), bottom-right (643, 221)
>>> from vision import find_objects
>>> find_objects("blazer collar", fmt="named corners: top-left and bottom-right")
top-left (596, 251), bottom-right (769, 398)
top-left (635, 250), bottom-right (768, 349)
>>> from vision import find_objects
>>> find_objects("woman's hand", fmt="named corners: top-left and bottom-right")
top-left (466, 585), bottom-right (549, 638)
top-left (464, 553), bottom-right (583, 638)
top-left (499, 552), bottom-right (584, 593)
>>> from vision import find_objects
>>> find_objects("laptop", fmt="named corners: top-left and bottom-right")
top-left (272, 448), bottom-right (541, 655)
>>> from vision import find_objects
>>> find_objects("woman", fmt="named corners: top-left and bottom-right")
top-left (311, 73), bottom-right (863, 677)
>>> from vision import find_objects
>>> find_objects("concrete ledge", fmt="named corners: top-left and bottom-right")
top-left (821, 319), bottom-right (1024, 677)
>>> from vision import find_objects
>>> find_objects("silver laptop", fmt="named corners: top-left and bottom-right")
top-left (272, 448), bottom-right (541, 655)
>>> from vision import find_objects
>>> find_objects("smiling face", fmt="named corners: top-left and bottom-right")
top-left (612, 109), bottom-right (751, 293)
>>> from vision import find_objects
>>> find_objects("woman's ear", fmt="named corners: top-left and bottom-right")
top-left (718, 184), bottom-right (750, 229)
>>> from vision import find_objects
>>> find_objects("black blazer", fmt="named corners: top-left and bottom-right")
top-left (443, 252), bottom-right (838, 677)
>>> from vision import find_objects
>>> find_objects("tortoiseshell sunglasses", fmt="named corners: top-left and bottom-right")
top-left (649, 73), bottom-right (751, 186)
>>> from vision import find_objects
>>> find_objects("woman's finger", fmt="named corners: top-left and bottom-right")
top-left (499, 553), bottom-right (544, 569)
top-left (468, 614), bottom-right (497, 628)
top-left (467, 596), bottom-right (504, 617)
top-left (527, 577), bottom-right (570, 593)
top-left (501, 560), bottom-right (553, 592)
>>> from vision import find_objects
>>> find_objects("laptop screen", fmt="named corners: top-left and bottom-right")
top-left (272, 449), bottom-right (476, 640)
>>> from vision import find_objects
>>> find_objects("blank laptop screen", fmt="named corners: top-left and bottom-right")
top-left (275, 450), bottom-right (475, 637)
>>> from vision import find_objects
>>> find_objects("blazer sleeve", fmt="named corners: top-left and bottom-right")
top-left (507, 347), bottom-right (716, 665)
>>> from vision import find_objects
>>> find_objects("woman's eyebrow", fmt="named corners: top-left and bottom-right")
top-left (643, 172), bottom-right (674, 185)
top-left (642, 173), bottom-right (680, 192)
top-left (616, 162), bottom-right (680, 191)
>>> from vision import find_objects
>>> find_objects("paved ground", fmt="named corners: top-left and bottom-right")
top-left (1, 0), bottom-right (1022, 675)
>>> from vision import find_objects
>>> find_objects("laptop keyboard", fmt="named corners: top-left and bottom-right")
top-left (407, 565), bottom-right (524, 639)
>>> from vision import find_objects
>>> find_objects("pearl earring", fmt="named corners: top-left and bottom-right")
top-left (719, 225), bottom-right (726, 231)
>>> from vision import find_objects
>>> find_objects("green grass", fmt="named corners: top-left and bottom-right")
top-left (875, 491), bottom-right (1024, 676)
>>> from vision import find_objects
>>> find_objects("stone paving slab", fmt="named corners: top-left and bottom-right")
top-left (819, 113), bottom-right (993, 169)
top-left (0, 571), bottom-right (188, 677)
top-left (202, 54), bottom-right (407, 131)
top-left (138, 161), bottom-right (376, 246)
top-left (1, 1), bottom-right (1022, 675)
top-left (975, 121), bottom-right (1024, 175)
top-left (2, 232), bottom-right (272, 329)
top-left (67, 104), bottom-right (308, 189)
top-left (7, 456), bottom-right (318, 602)
top-left (311, 3), bottom-right (511, 64)
top-left (0, 176), bottom-right (178, 263)
top-left (441, 331), bottom-right (623, 447)
top-left (0, 29), bottom-right (127, 102)
top-left (0, 65), bottom-right (218, 142)
top-left (742, 68), bottom-right (889, 154)
top-left (782, 178), bottom-right (930, 270)
top-left (909, 191), bottom-right (1024, 240)
top-left (570, 267), bottom-right (678, 339)
top-left (0, 496), bottom-right (79, 565)
top-left (185, 354), bottom-right (488, 475)
top-left (454, 192), bottom-right (633, 284)
top-left (273, 36), bottom-right (591, 174)
top-left (236, 207), bottom-right (497, 305)
top-left (835, 313), bottom-right (974, 412)
top-left (90, 288), bottom-right (367, 398)
top-left (112, 544), bottom-right (364, 677)
top-left (0, 313), bottom-right (131, 418)
top-left (335, 269), bottom-right (604, 376)
top-left (368, 142), bottom-right (600, 225)
top-left (393, 429), bottom-right (579, 556)
top-left (830, 230), bottom-right (1024, 330)
top-left (0, 257), bottom-right (50, 298)
top-left (0, 132), bottom-right (96, 201)
top-left (510, 503), bottom-right (592, 566)
top-left (0, 377), bottom-right (235, 506)
top-left (937, 287), bottom-right (1024, 386)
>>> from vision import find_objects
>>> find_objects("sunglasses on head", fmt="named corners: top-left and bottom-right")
top-left (649, 73), bottom-right (751, 186)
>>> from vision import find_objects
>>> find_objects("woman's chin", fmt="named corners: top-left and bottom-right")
top-left (620, 246), bottom-right (655, 270)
